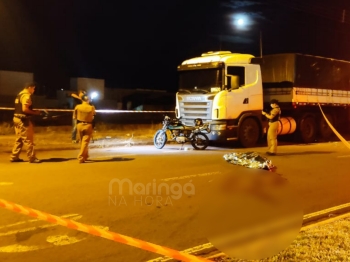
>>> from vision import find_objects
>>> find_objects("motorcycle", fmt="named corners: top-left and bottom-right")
top-left (153, 116), bottom-right (211, 150)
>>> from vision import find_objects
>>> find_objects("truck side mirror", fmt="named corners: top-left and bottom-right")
top-left (226, 75), bottom-right (240, 90)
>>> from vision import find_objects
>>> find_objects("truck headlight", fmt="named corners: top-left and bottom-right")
top-left (211, 124), bottom-right (226, 131)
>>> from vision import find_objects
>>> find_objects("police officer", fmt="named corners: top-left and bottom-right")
top-left (73, 95), bottom-right (96, 163)
top-left (71, 89), bottom-right (86, 143)
top-left (10, 82), bottom-right (46, 163)
top-left (262, 99), bottom-right (281, 156)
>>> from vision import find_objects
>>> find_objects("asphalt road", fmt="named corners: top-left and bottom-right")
top-left (0, 141), bottom-right (350, 262)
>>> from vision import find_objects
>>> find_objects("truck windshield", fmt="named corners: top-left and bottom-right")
top-left (178, 68), bottom-right (222, 93)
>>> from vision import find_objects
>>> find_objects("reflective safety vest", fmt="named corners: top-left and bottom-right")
top-left (14, 91), bottom-right (32, 116)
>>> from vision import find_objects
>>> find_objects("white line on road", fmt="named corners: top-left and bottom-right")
top-left (160, 171), bottom-right (221, 182)
top-left (0, 213), bottom-right (80, 230)
top-left (0, 244), bottom-right (42, 253)
top-left (46, 234), bottom-right (86, 246)
top-left (0, 234), bottom-right (88, 253)
top-left (0, 215), bottom-right (82, 237)
top-left (0, 214), bottom-right (88, 253)
top-left (0, 182), bottom-right (13, 186)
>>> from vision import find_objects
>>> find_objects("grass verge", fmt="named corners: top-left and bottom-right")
top-left (0, 123), bottom-right (162, 148)
top-left (211, 216), bottom-right (350, 261)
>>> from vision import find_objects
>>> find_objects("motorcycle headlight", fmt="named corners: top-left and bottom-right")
top-left (194, 118), bottom-right (203, 126)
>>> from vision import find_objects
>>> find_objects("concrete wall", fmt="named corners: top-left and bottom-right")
top-left (0, 70), bottom-right (34, 96)
top-left (0, 95), bottom-right (15, 107)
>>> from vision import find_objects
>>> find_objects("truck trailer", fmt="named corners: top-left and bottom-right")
top-left (175, 51), bottom-right (350, 147)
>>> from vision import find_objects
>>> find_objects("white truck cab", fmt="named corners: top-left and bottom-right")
top-left (176, 51), bottom-right (350, 147)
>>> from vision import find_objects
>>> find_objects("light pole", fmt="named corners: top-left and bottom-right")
top-left (259, 30), bottom-right (263, 57)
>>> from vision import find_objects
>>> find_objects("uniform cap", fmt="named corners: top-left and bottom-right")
top-left (82, 95), bottom-right (90, 102)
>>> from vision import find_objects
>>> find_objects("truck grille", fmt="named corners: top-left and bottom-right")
top-left (179, 101), bottom-right (212, 126)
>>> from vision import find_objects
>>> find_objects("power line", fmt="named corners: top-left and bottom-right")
top-left (268, 0), bottom-right (350, 25)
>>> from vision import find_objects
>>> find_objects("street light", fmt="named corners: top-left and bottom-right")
top-left (259, 30), bottom-right (263, 57)
top-left (90, 91), bottom-right (98, 101)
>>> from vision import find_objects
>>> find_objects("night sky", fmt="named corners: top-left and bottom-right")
top-left (0, 0), bottom-right (350, 96)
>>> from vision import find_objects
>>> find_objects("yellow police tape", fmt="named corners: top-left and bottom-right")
top-left (318, 103), bottom-right (350, 150)
top-left (0, 198), bottom-right (210, 262)
top-left (0, 107), bottom-right (175, 113)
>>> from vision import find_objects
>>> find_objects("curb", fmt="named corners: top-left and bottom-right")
top-left (149, 203), bottom-right (350, 261)
top-left (301, 202), bottom-right (350, 227)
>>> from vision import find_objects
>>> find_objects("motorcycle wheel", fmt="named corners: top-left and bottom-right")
top-left (153, 130), bottom-right (167, 149)
top-left (191, 133), bottom-right (209, 150)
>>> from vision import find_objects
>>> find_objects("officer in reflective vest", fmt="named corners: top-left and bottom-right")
top-left (10, 82), bottom-right (46, 163)
top-left (73, 95), bottom-right (96, 163)
top-left (262, 99), bottom-right (281, 156)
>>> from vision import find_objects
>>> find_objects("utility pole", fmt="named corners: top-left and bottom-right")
top-left (259, 30), bottom-right (263, 57)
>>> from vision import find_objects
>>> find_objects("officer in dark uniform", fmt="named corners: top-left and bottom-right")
top-left (262, 99), bottom-right (281, 156)
top-left (10, 82), bottom-right (47, 163)
top-left (73, 95), bottom-right (96, 163)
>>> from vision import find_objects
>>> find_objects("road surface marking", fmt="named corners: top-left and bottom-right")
top-left (161, 171), bottom-right (221, 182)
top-left (0, 198), bottom-right (210, 262)
top-left (162, 150), bottom-right (189, 153)
top-left (0, 182), bottom-right (13, 186)
top-left (0, 244), bottom-right (41, 253)
top-left (337, 155), bottom-right (350, 158)
top-left (0, 234), bottom-right (87, 253)
top-left (0, 213), bottom-right (80, 230)
top-left (0, 215), bottom-right (110, 253)
top-left (147, 243), bottom-right (214, 262)
top-left (303, 202), bottom-right (350, 220)
top-left (0, 215), bottom-right (82, 237)
top-left (149, 202), bottom-right (350, 261)
top-left (46, 235), bottom-right (86, 246)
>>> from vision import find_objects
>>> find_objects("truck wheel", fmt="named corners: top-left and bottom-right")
top-left (153, 130), bottom-right (167, 149)
top-left (319, 114), bottom-right (334, 140)
top-left (239, 118), bottom-right (260, 148)
top-left (299, 116), bottom-right (317, 143)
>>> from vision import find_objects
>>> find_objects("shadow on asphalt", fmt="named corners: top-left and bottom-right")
top-left (88, 157), bottom-right (135, 163)
top-left (40, 158), bottom-right (76, 162)
top-left (276, 151), bottom-right (335, 156)
top-left (39, 157), bottom-right (135, 163)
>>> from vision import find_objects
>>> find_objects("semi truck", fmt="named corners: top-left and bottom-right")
top-left (175, 51), bottom-right (350, 147)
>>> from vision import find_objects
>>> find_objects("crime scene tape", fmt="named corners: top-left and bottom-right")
top-left (0, 107), bottom-right (175, 113)
top-left (0, 199), bottom-right (211, 262)
top-left (318, 103), bottom-right (350, 150)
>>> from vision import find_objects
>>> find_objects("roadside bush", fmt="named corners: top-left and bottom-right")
top-left (0, 122), bottom-right (13, 135)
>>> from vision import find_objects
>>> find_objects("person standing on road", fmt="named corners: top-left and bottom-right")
top-left (71, 89), bottom-right (86, 143)
top-left (73, 95), bottom-right (96, 163)
top-left (10, 82), bottom-right (47, 163)
top-left (262, 99), bottom-right (281, 156)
